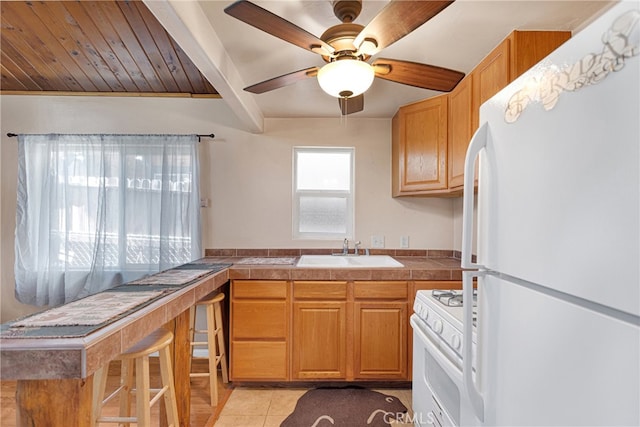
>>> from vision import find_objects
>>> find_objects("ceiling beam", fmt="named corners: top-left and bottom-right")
top-left (143, 0), bottom-right (264, 133)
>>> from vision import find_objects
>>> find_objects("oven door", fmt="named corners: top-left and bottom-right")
top-left (411, 314), bottom-right (478, 427)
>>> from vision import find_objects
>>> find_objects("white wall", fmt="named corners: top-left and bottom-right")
top-left (203, 117), bottom-right (454, 249)
top-left (0, 95), bottom-right (455, 321)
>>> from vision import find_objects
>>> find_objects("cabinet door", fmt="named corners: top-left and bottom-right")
top-left (509, 31), bottom-right (571, 80)
top-left (448, 76), bottom-right (473, 189)
top-left (354, 302), bottom-right (408, 379)
top-left (471, 38), bottom-right (510, 131)
top-left (471, 31), bottom-right (570, 130)
top-left (393, 95), bottom-right (448, 195)
top-left (292, 301), bottom-right (347, 379)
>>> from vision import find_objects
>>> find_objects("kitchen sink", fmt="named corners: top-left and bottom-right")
top-left (296, 255), bottom-right (404, 268)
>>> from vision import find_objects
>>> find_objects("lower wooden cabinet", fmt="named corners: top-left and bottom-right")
top-left (292, 301), bottom-right (347, 379)
top-left (353, 281), bottom-right (408, 379)
top-left (354, 302), bottom-right (407, 379)
top-left (292, 281), bottom-right (348, 379)
top-left (230, 280), bottom-right (289, 381)
top-left (230, 279), bottom-right (460, 382)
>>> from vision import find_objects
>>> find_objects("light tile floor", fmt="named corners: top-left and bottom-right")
top-left (214, 387), bottom-right (414, 427)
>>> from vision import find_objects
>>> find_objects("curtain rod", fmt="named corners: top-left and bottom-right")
top-left (6, 133), bottom-right (215, 142)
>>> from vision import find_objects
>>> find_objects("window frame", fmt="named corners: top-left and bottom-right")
top-left (292, 146), bottom-right (355, 240)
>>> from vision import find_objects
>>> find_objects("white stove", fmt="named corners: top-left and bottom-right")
top-left (411, 289), bottom-right (480, 426)
top-left (413, 289), bottom-right (477, 364)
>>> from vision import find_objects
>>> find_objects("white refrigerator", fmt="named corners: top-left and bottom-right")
top-left (460, 1), bottom-right (640, 425)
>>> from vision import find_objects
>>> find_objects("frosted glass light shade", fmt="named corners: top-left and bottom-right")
top-left (317, 60), bottom-right (375, 98)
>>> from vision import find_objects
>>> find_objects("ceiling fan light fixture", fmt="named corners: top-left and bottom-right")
top-left (317, 59), bottom-right (374, 98)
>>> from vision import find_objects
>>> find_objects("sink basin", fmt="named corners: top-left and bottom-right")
top-left (296, 255), bottom-right (404, 268)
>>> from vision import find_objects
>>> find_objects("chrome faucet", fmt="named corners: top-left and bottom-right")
top-left (342, 238), bottom-right (349, 255)
top-left (354, 241), bottom-right (362, 255)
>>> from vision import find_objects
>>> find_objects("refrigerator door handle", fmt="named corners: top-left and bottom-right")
top-left (461, 122), bottom-right (488, 269)
top-left (463, 270), bottom-right (485, 421)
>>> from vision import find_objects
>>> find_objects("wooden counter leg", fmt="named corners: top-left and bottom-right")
top-left (162, 309), bottom-right (192, 427)
top-left (16, 377), bottom-right (93, 426)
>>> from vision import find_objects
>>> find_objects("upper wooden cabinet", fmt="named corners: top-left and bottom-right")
top-left (471, 30), bottom-right (572, 130)
top-left (447, 76), bottom-right (474, 189)
top-left (392, 95), bottom-right (448, 196)
top-left (393, 30), bottom-right (571, 196)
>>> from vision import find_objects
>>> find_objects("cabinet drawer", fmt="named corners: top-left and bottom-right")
top-left (232, 300), bottom-right (287, 338)
top-left (354, 281), bottom-right (408, 300)
top-left (294, 281), bottom-right (347, 300)
top-left (231, 341), bottom-right (288, 380)
top-left (233, 280), bottom-right (288, 299)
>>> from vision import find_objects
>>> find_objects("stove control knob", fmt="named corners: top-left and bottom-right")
top-left (421, 307), bottom-right (429, 319)
top-left (414, 302), bottom-right (422, 313)
top-left (451, 334), bottom-right (461, 350)
top-left (433, 319), bottom-right (443, 334)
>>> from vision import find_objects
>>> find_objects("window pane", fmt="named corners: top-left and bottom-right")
top-left (296, 151), bottom-right (351, 190)
top-left (299, 196), bottom-right (347, 234)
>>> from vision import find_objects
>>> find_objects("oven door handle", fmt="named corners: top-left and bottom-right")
top-left (463, 270), bottom-right (485, 422)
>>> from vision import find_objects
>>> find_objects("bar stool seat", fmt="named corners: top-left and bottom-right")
top-left (190, 292), bottom-right (228, 406)
top-left (92, 328), bottom-right (179, 427)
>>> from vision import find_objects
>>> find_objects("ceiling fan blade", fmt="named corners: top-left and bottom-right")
top-left (372, 58), bottom-right (464, 92)
top-left (354, 1), bottom-right (454, 55)
top-left (339, 94), bottom-right (364, 115)
top-left (225, 0), bottom-right (334, 55)
top-left (244, 67), bottom-right (319, 94)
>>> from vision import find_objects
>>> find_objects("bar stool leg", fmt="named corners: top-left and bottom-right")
top-left (135, 355), bottom-right (152, 427)
top-left (158, 344), bottom-right (180, 426)
top-left (91, 365), bottom-right (109, 426)
top-left (205, 302), bottom-right (219, 404)
top-left (214, 299), bottom-right (229, 384)
top-left (119, 359), bottom-right (135, 425)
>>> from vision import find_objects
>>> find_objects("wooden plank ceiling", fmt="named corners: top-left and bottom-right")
top-left (0, 0), bottom-right (219, 97)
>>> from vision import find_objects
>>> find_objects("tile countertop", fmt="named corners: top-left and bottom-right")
top-left (197, 254), bottom-right (465, 282)
top-left (0, 268), bottom-right (230, 381)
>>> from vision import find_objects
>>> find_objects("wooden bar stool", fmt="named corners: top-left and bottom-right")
top-left (92, 328), bottom-right (179, 427)
top-left (189, 292), bottom-right (228, 406)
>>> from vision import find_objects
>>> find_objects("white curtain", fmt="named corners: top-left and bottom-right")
top-left (15, 134), bottom-right (202, 306)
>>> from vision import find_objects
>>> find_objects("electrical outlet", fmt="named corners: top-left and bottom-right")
top-left (371, 235), bottom-right (385, 248)
top-left (400, 235), bottom-right (410, 248)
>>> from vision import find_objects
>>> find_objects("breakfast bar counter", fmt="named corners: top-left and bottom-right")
top-left (0, 264), bottom-right (230, 427)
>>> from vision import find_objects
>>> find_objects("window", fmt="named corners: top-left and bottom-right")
top-left (14, 134), bottom-right (201, 306)
top-left (293, 147), bottom-right (354, 239)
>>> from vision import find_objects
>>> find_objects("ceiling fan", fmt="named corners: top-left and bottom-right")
top-left (224, 0), bottom-right (465, 115)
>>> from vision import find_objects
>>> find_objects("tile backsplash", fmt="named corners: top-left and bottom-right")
top-left (205, 248), bottom-right (462, 258)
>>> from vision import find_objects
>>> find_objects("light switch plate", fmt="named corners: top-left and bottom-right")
top-left (400, 235), bottom-right (410, 248)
